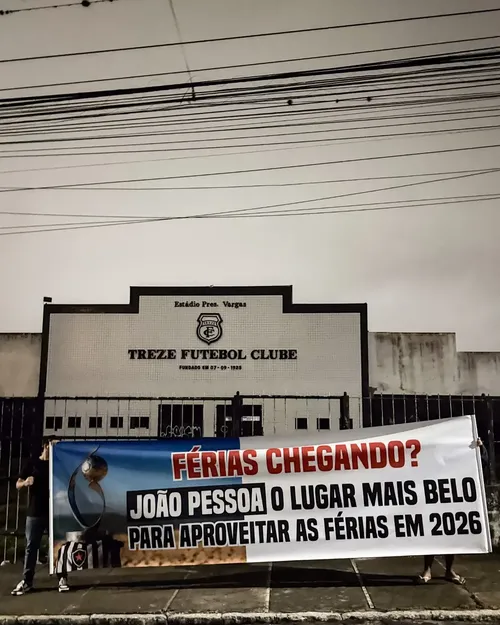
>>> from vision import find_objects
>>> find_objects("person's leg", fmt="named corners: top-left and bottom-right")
top-left (23, 517), bottom-right (45, 586)
top-left (444, 555), bottom-right (455, 574)
top-left (12, 517), bottom-right (45, 594)
top-left (37, 520), bottom-right (49, 565)
top-left (57, 572), bottom-right (70, 591)
top-left (444, 555), bottom-right (466, 584)
top-left (418, 555), bottom-right (435, 582)
top-left (54, 535), bottom-right (70, 592)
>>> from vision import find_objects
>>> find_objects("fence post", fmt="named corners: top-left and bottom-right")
top-left (231, 391), bottom-right (243, 437)
top-left (485, 395), bottom-right (497, 485)
top-left (340, 392), bottom-right (352, 430)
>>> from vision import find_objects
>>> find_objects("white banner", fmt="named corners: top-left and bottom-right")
top-left (51, 415), bottom-right (490, 572)
top-left (238, 415), bottom-right (491, 562)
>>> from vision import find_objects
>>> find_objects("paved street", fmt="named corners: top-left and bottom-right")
top-left (1, 554), bottom-right (500, 618)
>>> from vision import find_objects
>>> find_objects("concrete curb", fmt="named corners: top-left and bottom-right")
top-left (2, 611), bottom-right (500, 624)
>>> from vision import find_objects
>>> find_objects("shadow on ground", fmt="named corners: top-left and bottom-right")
top-left (41, 563), bottom-right (418, 593)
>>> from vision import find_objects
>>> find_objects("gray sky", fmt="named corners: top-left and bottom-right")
top-left (0, 0), bottom-right (499, 350)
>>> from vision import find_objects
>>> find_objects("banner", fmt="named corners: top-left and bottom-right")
top-left (50, 416), bottom-right (491, 573)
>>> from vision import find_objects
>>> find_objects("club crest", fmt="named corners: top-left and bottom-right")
top-left (196, 313), bottom-right (223, 345)
top-left (71, 547), bottom-right (87, 569)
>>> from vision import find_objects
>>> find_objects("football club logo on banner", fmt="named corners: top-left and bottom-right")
top-left (197, 313), bottom-right (223, 345)
top-left (71, 548), bottom-right (87, 569)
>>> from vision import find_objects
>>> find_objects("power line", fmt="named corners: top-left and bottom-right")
top-left (242, 193), bottom-right (500, 218)
top-left (2, 35), bottom-right (499, 94)
top-left (3, 81), bottom-right (500, 144)
top-left (2, 193), bottom-right (499, 237)
top-left (3, 49), bottom-right (499, 109)
top-left (3, 79), bottom-right (498, 132)
top-left (2, 142), bottom-right (499, 192)
top-left (0, 168), bottom-right (491, 195)
top-left (1, 66), bottom-right (498, 146)
top-left (0, 0), bottom-right (121, 16)
top-left (3, 61), bottom-right (499, 131)
top-left (2, 167), bottom-right (496, 219)
top-left (0, 123), bottom-right (498, 176)
top-left (3, 91), bottom-right (500, 145)
top-left (2, 7), bottom-right (499, 64)
top-left (2, 108), bottom-right (499, 157)
top-left (5, 191), bottom-right (500, 228)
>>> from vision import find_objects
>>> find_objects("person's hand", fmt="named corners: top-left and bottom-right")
top-left (24, 476), bottom-right (34, 487)
top-left (476, 438), bottom-right (483, 447)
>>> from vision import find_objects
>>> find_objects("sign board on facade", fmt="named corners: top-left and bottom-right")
top-left (41, 286), bottom-right (368, 399)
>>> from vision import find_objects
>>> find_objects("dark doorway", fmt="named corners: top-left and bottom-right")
top-left (158, 404), bottom-right (203, 439)
top-left (215, 404), bottom-right (263, 437)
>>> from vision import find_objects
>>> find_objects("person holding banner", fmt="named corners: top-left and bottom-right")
top-left (11, 437), bottom-right (70, 596)
top-left (417, 438), bottom-right (489, 585)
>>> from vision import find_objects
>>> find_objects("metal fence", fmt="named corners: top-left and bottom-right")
top-left (1, 393), bottom-right (498, 565)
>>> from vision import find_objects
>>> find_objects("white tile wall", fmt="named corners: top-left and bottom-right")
top-left (45, 295), bottom-right (363, 398)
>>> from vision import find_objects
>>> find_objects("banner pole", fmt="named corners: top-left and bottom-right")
top-left (470, 414), bottom-right (492, 552)
top-left (48, 441), bottom-right (55, 576)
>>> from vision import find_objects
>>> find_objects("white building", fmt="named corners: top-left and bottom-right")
top-left (1, 285), bottom-right (499, 439)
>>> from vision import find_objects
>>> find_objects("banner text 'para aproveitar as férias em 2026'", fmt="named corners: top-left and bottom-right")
top-left (50, 415), bottom-right (490, 573)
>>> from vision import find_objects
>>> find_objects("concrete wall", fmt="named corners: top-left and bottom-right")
top-left (368, 332), bottom-right (459, 395)
top-left (458, 352), bottom-right (500, 395)
top-left (369, 332), bottom-right (500, 395)
top-left (0, 333), bottom-right (41, 397)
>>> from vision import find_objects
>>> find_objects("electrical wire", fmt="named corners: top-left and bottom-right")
top-left (2, 7), bottom-right (499, 64)
top-left (3, 62), bottom-right (499, 132)
top-left (1, 142), bottom-right (499, 193)
top-left (0, 167), bottom-right (492, 195)
top-left (2, 166), bottom-right (496, 220)
top-left (0, 0), bottom-right (120, 16)
top-left (2, 78), bottom-right (499, 140)
top-left (2, 192), bottom-right (499, 237)
top-left (0, 122), bottom-right (498, 176)
top-left (2, 107), bottom-right (500, 157)
top-left (2, 35), bottom-right (500, 95)
top-left (3, 92), bottom-right (500, 145)
top-left (2, 48), bottom-right (499, 111)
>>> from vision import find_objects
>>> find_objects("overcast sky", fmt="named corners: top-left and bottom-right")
top-left (0, 0), bottom-right (499, 350)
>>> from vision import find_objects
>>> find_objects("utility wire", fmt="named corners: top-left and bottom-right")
top-left (2, 35), bottom-right (499, 94)
top-left (2, 72), bottom-right (498, 141)
top-left (0, 0), bottom-right (120, 16)
top-left (2, 142), bottom-right (499, 192)
top-left (2, 193), bottom-right (499, 237)
top-left (2, 167), bottom-right (496, 220)
top-left (3, 61), bottom-right (499, 129)
top-left (4, 80), bottom-right (499, 132)
top-left (3, 92), bottom-right (500, 144)
top-left (4, 192), bottom-right (499, 228)
top-left (1, 7), bottom-right (499, 64)
top-left (0, 168), bottom-right (492, 196)
top-left (0, 123), bottom-right (498, 175)
top-left (2, 108), bottom-right (499, 157)
top-left (3, 87), bottom-right (500, 144)
top-left (3, 49), bottom-right (499, 108)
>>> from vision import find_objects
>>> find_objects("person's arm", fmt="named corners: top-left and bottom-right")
top-left (480, 445), bottom-right (489, 468)
top-left (16, 462), bottom-right (34, 490)
top-left (476, 438), bottom-right (489, 470)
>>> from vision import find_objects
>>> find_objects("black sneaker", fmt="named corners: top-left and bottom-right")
top-left (11, 581), bottom-right (33, 596)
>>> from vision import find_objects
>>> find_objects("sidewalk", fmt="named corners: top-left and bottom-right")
top-left (1, 554), bottom-right (500, 622)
